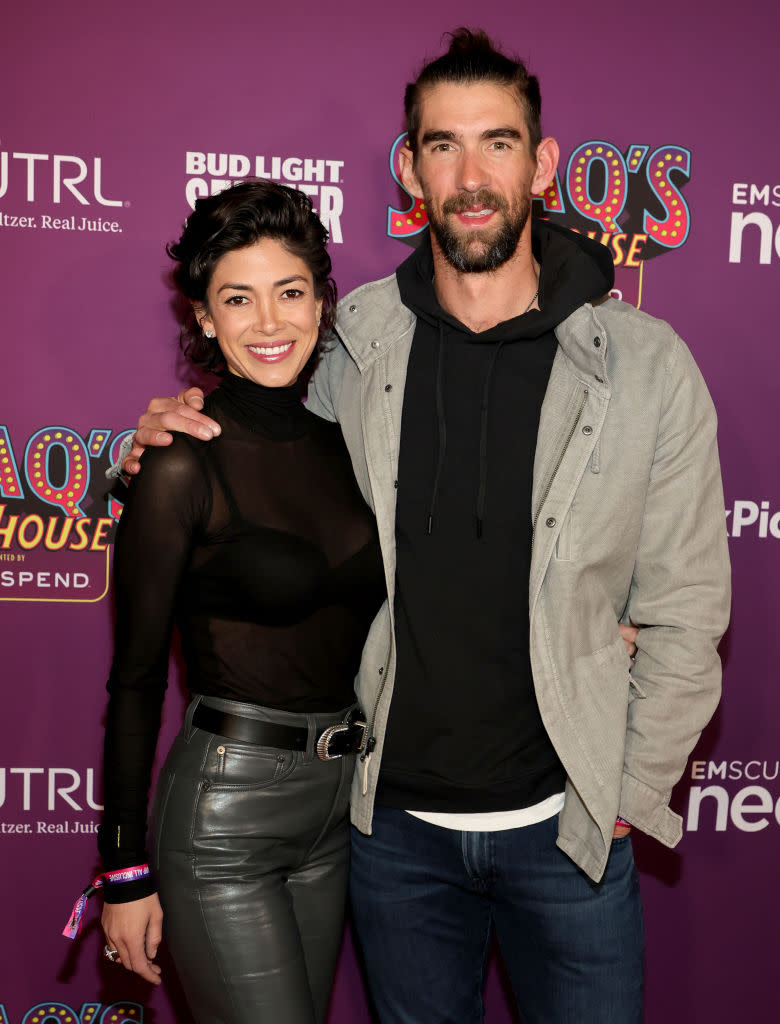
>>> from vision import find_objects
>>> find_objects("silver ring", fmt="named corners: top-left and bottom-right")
top-left (104, 944), bottom-right (120, 962)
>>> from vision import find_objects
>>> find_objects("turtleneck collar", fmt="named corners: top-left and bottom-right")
top-left (213, 371), bottom-right (309, 441)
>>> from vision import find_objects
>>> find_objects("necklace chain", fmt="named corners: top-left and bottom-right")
top-left (522, 288), bottom-right (539, 315)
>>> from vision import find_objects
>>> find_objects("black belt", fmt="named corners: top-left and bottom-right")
top-left (192, 704), bottom-right (367, 761)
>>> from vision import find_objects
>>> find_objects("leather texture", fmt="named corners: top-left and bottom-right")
top-left (151, 696), bottom-right (354, 1024)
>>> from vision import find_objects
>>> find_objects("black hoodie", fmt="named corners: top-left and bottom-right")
top-left (375, 221), bottom-right (614, 814)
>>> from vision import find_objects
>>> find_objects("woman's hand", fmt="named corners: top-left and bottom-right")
top-left (102, 894), bottom-right (164, 984)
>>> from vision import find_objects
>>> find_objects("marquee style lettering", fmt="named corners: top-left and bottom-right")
top-left (24, 428), bottom-right (91, 517)
top-left (643, 145), bottom-right (691, 247)
top-left (0, 427), bottom-right (24, 499)
top-left (385, 134), bottom-right (692, 260)
top-left (565, 142), bottom-right (628, 233)
top-left (0, 1004), bottom-right (144, 1024)
top-left (387, 134), bottom-right (427, 240)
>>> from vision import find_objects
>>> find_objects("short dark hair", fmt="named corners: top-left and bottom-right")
top-left (404, 28), bottom-right (542, 159)
top-left (167, 180), bottom-right (337, 374)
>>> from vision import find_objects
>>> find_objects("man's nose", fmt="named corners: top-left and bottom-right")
top-left (457, 148), bottom-right (489, 193)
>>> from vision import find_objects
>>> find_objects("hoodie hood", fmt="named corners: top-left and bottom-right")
top-left (393, 218), bottom-right (614, 540)
top-left (395, 218), bottom-right (614, 340)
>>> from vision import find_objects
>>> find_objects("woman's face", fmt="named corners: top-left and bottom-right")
top-left (199, 237), bottom-right (323, 388)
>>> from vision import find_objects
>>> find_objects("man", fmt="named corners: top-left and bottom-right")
top-left (124, 29), bottom-right (730, 1023)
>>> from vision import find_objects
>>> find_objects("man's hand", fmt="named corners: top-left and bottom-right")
top-left (122, 388), bottom-right (221, 476)
top-left (102, 894), bottom-right (163, 985)
top-left (619, 622), bottom-right (638, 660)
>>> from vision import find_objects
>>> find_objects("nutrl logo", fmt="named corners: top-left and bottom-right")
top-left (0, 146), bottom-right (123, 206)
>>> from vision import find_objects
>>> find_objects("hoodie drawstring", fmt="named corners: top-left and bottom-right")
top-left (475, 342), bottom-right (506, 538)
top-left (426, 324), bottom-right (447, 535)
top-left (426, 332), bottom-right (505, 539)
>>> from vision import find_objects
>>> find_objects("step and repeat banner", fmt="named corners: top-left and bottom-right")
top-left (1, 1), bottom-right (777, 1020)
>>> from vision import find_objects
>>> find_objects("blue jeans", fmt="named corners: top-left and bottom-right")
top-left (350, 807), bottom-right (644, 1023)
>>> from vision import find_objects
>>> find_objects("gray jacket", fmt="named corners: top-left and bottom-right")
top-left (308, 272), bottom-right (730, 883)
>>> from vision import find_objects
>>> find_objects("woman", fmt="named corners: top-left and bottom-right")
top-left (96, 180), bottom-right (385, 1023)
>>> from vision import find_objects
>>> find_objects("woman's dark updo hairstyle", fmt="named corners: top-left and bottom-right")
top-left (167, 179), bottom-right (337, 374)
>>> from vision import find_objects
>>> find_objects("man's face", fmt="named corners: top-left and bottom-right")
top-left (402, 81), bottom-right (541, 273)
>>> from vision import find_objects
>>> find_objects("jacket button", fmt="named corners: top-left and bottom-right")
top-left (371, 340), bottom-right (380, 349)
top-left (582, 425), bottom-right (593, 435)
top-left (593, 337), bottom-right (601, 347)
top-left (378, 667), bottom-right (384, 674)
top-left (385, 384), bottom-right (392, 392)
top-left (545, 517), bottom-right (556, 528)
top-left (350, 305), bottom-right (357, 312)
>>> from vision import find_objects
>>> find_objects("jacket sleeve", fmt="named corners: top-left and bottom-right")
top-left (99, 438), bottom-right (205, 901)
top-left (306, 333), bottom-right (350, 424)
top-left (620, 335), bottom-right (731, 844)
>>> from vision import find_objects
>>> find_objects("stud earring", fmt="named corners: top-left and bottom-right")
top-left (205, 330), bottom-right (215, 338)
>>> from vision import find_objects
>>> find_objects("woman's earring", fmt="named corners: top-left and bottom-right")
top-left (205, 330), bottom-right (215, 338)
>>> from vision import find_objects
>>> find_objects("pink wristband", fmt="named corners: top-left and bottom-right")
top-left (62, 864), bottom-right (151, 939)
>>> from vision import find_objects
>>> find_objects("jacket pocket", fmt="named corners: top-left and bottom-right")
top-left (555, 507), bottom-right (574, 561)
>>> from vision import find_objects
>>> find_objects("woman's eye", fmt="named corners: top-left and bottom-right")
top-left (225, 295), bottom-right (248, 306)
top-left (282, 288), bottom-right (304, 299)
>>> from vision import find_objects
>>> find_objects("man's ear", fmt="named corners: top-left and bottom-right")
top-left (398, 144), bottom-right (425, 200)
top-left (531, 137), bottom-right (560, 195)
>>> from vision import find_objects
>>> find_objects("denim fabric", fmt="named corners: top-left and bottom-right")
top-left (350, 807), bottom-right (644, 1023)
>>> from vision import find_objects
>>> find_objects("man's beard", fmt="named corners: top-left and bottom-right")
top-left (426, 187), bottom-right (531, 273)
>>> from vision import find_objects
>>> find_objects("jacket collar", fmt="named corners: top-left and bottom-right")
top-left (334, 273), bottom-right (415, 371)
top-left (334, 266), bottom-right (615, 389)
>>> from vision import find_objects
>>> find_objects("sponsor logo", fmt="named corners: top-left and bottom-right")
top-left (686, 760), bottom-right (780, 833)
top-left (0, 140), bottom-right (127, 235)
top-left (184, 151), bottom-right (345, 242)
top-left (725, 499), bottom-right (780, 539)
top-left (0, 1004), bottom-right (143, 1024)
top-left (387, 134), bottom-right (692, 308)
top-left (0, 424), bottom-right (131, 602)
top-left (0, 766), bottom-right (102, 813)
top-left (728, 182), bottom-right (780, 264)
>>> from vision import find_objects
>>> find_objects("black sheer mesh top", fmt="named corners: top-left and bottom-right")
top-left (100, 373), bottom-right (385, 884)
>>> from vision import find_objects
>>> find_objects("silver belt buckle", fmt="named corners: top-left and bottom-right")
top-left (316, 720), bottom-right (367, 761)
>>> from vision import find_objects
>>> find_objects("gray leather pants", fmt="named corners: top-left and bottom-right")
top-left (151, 695), bottom-right (355, 1024)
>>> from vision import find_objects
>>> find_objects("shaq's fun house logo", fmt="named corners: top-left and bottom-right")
top-left (184, 150), bottom-right (345, 242)
top-left (386, 134), bottom-right (692, 308)
top-left (0, 139), bottom-right (127, 235)
top-left (0, 1005), bottom-right (142, 1024)
top-left (0, 424), bottom-right (132, 602)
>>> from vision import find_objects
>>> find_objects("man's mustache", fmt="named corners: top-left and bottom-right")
top-left (441, 190), bottom-right (508, 215)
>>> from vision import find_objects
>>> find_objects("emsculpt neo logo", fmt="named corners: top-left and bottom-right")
top-left (686, 761), bottom-right (780, 833)
top-left (728, 182), bottom-right (780, 264)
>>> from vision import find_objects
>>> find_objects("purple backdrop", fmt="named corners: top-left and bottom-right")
top-left (1, 2), bottom-right (778, 1020)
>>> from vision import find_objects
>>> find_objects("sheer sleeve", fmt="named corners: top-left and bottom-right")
top-left (99, 437), bottom-right (208, 902)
